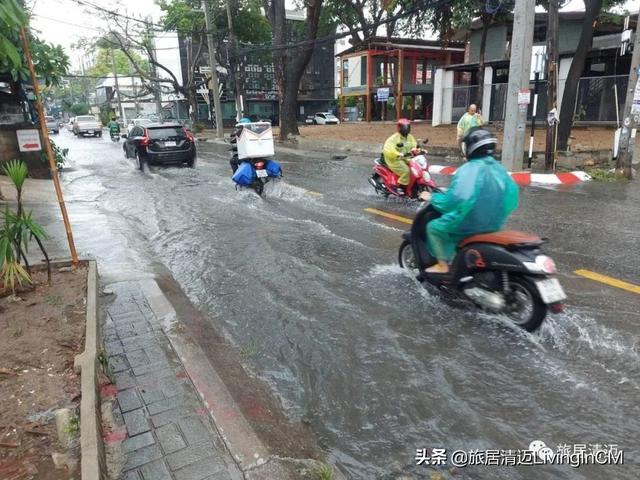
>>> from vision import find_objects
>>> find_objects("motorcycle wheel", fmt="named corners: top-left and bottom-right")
top-left (504, 275), bottom-right (547, 332)
top-left (398, 240), bottom-right (418, 271)
top-left (253, 179), bottom-right (265, 196)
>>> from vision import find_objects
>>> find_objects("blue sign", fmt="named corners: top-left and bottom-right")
top-left (377, 87), bottom-right (390, 102)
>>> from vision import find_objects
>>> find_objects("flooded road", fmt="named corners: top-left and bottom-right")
top-left (50, 132), bottom-right (638, 479)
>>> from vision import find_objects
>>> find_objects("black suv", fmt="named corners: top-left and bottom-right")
top-left (123, 123), bottom-right (196, 169)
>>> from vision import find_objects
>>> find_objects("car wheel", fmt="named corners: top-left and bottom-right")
top-left (97, 132), bottom-right (102, 138)
top-left (123, 144), bottom-right (129, 159)
top-left (187, 156), bottom-right (196, 168)
top-left (313, 120), bottom-right (317, 125)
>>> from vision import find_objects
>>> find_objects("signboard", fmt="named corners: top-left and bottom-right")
top-left (17, 129), bottom-right (41, 152)
top-left (518, 89), bottom-right (531, 105)
top-left (199, 66), bottom-right (211, 74)
top-left (631, 78), bottom-right (640, 114)
top-left (377, 87), bottom-right (390, 102)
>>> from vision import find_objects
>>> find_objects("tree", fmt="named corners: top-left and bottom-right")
top-left (88, 48), bottom-right (149, 77)
top-left (262, 0), bottom-right (324, 140)
top-left (428, 0), bottom-right (514, 110)
top-left (70, 103), bottom-right (90, 115)
top-left (556, 0), bottom-right (623, 150)
top-left (0, 0), bottom-right (69, 87)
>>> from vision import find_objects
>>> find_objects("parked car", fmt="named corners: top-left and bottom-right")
top-left (73, 115), bottom-right (102, 137)
top-left (66, 117), bottom-right (75, 131)
top-left (122, 123), bottom-right (196, 170)
top-left (313, 112), bottom-right (340, 125)
top-left (127, 118), bottom-right (153, 135)
top-left (45, 116), bottom-right (59, 134)
top-left (305, 115), bottom-right (314, 125)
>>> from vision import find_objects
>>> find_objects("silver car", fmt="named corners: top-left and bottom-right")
top-left (45, 116), bottom-right (59, 134)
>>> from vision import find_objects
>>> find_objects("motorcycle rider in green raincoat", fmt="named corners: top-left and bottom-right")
top-left (382, 118), bottom-right (417, 196)
top-left (419, 128), bottom-right (519, 274)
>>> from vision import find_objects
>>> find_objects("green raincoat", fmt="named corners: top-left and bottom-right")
top-left (427, 155), bottom-right (519, 262)
top-left (382, 132), bottom-right (417, 185)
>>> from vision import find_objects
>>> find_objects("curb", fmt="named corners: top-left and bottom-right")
top-left (428, 165), bottom-right (592, 185)
top-left (138, 279), bottom-right (347, 480)
top-left (73, 260), bottom-right (106, 480)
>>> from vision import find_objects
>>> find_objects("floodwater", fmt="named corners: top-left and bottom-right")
top-left (47, 132), bottom-right (639, 479)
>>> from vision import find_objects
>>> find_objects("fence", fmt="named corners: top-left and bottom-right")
top-left (573, 75), bottom-right (627, 124)
top-left (447, 74), bottom-right (628, 125)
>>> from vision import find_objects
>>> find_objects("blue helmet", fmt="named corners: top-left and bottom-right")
top-left (238, 117), bottom-right (251, 124)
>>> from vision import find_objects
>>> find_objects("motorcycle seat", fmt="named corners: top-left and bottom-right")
top-left (459, 231), bottom-right (544, 248)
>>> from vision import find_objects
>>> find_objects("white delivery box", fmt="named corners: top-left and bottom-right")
top-left (236, 122), bottom-right (275, 160)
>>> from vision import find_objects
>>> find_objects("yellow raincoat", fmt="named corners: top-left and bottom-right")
top-left (382, 132), bottom-right (417, 185)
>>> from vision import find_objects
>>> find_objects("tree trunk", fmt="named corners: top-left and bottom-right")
top-left (557, 0), bottom-right (602, 150)
top-left (279, 76), bottom-right (301, 138)
top-left (476, 13), bottom-right (491, 110)
top-left (263, 0), bottom-right (323, 141)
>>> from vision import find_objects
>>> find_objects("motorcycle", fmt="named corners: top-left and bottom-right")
top-left (398, 203), bottom-right (566, 332)
top-left (110, 131), bottom-right (120, 142)
top-left (232, 157), bottom-right (282, 196)
top-left (369, 142), bottom-right (438, 199)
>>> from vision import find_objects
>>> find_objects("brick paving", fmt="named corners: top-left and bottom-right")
top-left (103, 282), bottom-right (242, 480)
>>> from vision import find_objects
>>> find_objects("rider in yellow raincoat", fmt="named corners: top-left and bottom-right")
top-left (382, 119), bottom-right (417, 196)
top-left (420, 128), bottom-right (519, 274)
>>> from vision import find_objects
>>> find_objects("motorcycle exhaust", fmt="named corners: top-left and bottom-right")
top-left (463, 287), bottom-right (505, 312)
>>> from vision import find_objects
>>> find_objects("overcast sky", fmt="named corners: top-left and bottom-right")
top-left (29, 0), bottom-right (638, 71)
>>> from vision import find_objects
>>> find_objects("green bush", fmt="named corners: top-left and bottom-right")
top-left (40, 138), bottom-right (69, 169)
top-left (70, 103), bottom-right (90, 115)
top-left (0, 160), bottom-right (51, 293)
top-left (192, 122), bottom-right (206, 134)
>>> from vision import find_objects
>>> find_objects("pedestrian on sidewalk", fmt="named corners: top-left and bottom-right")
top-left (457, 104), bottom-right (484, 155)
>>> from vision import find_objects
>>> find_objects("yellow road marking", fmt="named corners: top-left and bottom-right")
top-left (364, 208), bottom-right (413, 225)
top-left (306, 191), bottom-right (323, 197)
top-left (574, 269), bottom-right (640, 295)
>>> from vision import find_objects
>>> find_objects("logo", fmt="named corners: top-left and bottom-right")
top-left (529, 440), bottom-right (555, 462)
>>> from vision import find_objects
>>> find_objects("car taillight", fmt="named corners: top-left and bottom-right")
top-left (184, 128), bottom-right (194, 143)
top-left (140, 135), bottom-right (150, 147)
top-left (255, 162), bottom-right (265, 168)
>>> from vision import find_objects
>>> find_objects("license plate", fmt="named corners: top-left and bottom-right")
top-left (256, 169), bottom-right (268, 178)
top-left (536, 278), bottom-right (566, 304)
top-left (164, 141), bottom-right (177, 147)
top-left (88, 130), bottom-right (94, 134)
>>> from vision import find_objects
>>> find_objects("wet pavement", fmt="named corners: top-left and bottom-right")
top-left (40, 131), bottom-right (639, 479)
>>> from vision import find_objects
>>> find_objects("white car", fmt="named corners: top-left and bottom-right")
top-left (127, 118), bottom-right (153, 135)
top-left (73, 115), bottom-right (102, 137)
top-left (313, 112), bottom-right (340, 125)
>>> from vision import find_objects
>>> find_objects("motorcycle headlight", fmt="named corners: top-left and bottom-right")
top-left (422, 171), bottom-right (432, 182)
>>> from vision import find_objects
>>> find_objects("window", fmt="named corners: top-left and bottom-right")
top-left (148, 127), bottom-right (186, 140)
top-left (317, 113), bottom-right (325, 119)
top-left (342, 60), bottom-right (349, 86)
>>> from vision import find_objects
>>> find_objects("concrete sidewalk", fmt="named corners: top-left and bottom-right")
top-left (102, 281), bottom-right (243, 480)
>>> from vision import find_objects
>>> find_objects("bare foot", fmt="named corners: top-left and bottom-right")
top-left (418, 191), bottom-right (432, 202)
top-left (425, 261), bottom-right (449, 274)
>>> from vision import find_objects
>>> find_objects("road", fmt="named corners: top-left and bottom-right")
top-left (41, 131), bottom-right (639, 479)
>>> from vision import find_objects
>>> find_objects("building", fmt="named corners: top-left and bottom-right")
top-left (336, 37), bottom-right (466, 122)
top-left (180, 10), bottom-right (335, 126)
top-left (432, 11), bottom-right (638, 126)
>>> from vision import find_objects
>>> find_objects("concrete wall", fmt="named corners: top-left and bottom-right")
top-left (469, 25), bottom-right (508, 63)
top-left (0, 125), bottom-right (49, 178)
top-left (432, 69), bottom-right (454, 126)
top-left (345, 55), bottom-right (365, 87)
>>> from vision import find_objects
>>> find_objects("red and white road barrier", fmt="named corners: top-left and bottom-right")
top-left (428, 165), bottom-right (592, 186)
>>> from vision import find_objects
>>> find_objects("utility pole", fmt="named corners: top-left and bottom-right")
top-left (224, 0), bottom-right (243, 120)
top-left (544, 0), bottom-right (559, 171)
top-left (617, 22), bottom-right (640, 179)
top-left (202, 0), bottom-right (224, 138)
top-left (20, 28), bottom-right (79, 266)
top-left (501, 0), bottom-right (536, 171)
top-left (146, 17), bottom-right (164, 119)
top-left (111, 49), bottom-right (124, 121)
top-left (528, 51), bottom-right (542, 168)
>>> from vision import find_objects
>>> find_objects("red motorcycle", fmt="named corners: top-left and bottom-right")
top-left (369, 142), bottom-right (438, 199)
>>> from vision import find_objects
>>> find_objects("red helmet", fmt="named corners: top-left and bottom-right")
top-left (397, 118), bottom-right (411, 136)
